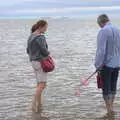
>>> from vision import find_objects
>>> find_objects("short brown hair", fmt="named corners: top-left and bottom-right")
top-left (31, 20), bottom-right (48, 33)
top-left (97, 14), bottom-right (110, 24)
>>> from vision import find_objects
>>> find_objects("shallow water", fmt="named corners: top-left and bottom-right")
top-left (0, 18), bottom-right (120, 120)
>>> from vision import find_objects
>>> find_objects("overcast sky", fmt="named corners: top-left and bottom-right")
top-left (0, 0), bottom-right (120, 18)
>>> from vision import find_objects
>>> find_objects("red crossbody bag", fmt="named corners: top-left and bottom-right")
top-left (40, 56), bottom-right (55, 72)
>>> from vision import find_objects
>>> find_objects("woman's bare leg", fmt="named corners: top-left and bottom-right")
top-left (32, 82), bottom-right (46, 112)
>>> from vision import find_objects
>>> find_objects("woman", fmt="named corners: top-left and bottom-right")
top-left (27, 20), bottom-right (49, 112)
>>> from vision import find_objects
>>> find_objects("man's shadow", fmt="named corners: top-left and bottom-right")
top-left (95, 114), bottom-right (115, 120)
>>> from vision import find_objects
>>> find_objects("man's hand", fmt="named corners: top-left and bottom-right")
top-left (96, 67), bottom-right (103, 72)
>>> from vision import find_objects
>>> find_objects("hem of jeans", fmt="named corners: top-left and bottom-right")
top-left (103, 93), bottom-right (116, 100)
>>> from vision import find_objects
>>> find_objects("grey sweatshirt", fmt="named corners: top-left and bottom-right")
top-left (27, 34), bottom-right (50, 61)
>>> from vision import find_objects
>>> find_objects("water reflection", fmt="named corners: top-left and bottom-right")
top-left (32, 111), bottom-right (49, 120)
top-left (95, 113), bottom-right (115, 120)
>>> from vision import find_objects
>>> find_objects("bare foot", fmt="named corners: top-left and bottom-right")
top-left (98, 112), bottom-right (115, 119)
top-left (32, 102), bottom-right (40, 113)
top-left (101, 113), bottom-right (109, 119)
top-left (32, 105), bottom-right (39, 113)
top-left (110, 110), bottom-right (116, 116)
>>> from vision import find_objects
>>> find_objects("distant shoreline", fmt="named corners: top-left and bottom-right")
top-left (0, 14), bottom-right (120, 20)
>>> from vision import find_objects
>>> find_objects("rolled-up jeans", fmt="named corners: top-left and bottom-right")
top-left (100, 66), bottom-right (119, 100)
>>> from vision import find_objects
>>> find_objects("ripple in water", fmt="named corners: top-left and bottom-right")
top-left (0, 19), bottom-right (120, 120)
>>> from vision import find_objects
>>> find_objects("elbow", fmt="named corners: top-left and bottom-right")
top-left (26, 48), bottom-right (29, 54)
top-left (45, 51), bottom-right (50, 56)
top-left (42, 51), bottom-right (50, 57)
top-left (94, 62), bottom-right (98, 69)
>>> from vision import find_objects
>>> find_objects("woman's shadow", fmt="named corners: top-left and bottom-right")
top-left (32, 111), bottom-right (49, 120)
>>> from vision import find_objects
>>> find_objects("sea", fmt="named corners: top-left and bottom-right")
top-left (0, 18), bottom-right (120, 120)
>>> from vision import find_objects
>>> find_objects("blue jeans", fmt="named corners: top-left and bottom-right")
top-left (100, 66), bottom-right (119, 100)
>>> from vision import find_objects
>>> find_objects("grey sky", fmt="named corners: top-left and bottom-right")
top-left (0, 0), bottom-right (120, 18)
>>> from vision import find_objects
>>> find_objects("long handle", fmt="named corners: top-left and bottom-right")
top-left (85, 70), bottom-right (97, 81)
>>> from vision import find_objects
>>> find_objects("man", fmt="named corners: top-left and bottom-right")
top-left (95, 14), bottom-right (120, 117)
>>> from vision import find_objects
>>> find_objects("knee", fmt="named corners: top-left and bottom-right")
top-left (36, 83), bottom-right (46, 92)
